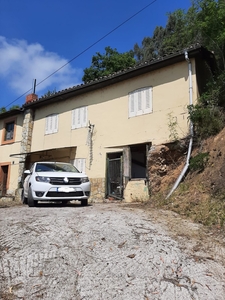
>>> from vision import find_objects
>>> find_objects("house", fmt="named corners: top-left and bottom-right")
top-left (1, 44), bottom-right (216, 202)
top-left (0, 108), bottom-right (24, 197)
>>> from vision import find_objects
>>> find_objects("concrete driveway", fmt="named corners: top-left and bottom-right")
top-left (0, 202), bottom-right (224, 299)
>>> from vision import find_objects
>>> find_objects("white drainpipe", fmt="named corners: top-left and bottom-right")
top-left (166, 51), bottom-right (194, 199)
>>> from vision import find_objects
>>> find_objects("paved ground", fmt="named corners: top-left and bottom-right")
top-left (0, 202), bottom-right (225, 300)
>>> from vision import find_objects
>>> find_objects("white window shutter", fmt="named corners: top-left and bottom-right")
top-left (49, 115), bottom-right (53, 132)
top-left (45, 114), bottom-right (58, 134)
top-left (53, 114), bottom-right (58, 133)
top-left (137, 90), bottom-right (143, 116)
top-left (74, 158), bottom-right (86, 173)
top-left (129, 93), bottom-right (136, 118)
top-left (82, 106), bottom-right (88, 127)
top-left (76, 109), bottom-right (81, 128)
top-left (129, 87), bottom-right (152, 118)
top-left (71, 107), bottom-right (88, 129)
top-left (45, 116), bottom-right (50, 134)
top-left (71, 109), bottom-right (76, 129)
top-left (144, 87), bottom-right (152, 114)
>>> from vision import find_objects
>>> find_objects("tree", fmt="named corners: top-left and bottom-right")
top-left (193, 0), bottom-right (225, 71)
top-left (43, 89), bottom-right (56, 97)
top-left (133, 0), bottom-right (225, 68)
top-left (163, 8), bottom-right (197, 53)
top-left (82, 46), bottom-right (136, 83)
top-left (134, 36), bottom-right (156, 61)
top-left (133, 8), bottom-right (199, 62)
top-left (152, 26), bottom-right (166, 57)
top-left (0, 107), bottom-right (7, 114)
top-left (9, 105), bottom-right (20, 110)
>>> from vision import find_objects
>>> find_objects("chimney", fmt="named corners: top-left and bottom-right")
top-left (25, 93), bottom-right (38, 104)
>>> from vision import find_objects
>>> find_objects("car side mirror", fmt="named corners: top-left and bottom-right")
top-left (24, 170), bottom-right (31, 175)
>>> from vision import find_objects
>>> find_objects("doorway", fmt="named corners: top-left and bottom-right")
top-left (0, 165), bottom-right (9, 196)
top-left (130, 144), bottom-right (147, 179)
top-left (106, 152), bottom-right (123, 199)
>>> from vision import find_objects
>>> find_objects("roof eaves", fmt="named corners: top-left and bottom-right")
top-left (0, 108), bottom-right (23, 120)
top-left (23, 43), bottom-right (209, 109)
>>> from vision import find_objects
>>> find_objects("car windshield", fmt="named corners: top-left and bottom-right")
top-left (35, 163), bottom-right (80, 173)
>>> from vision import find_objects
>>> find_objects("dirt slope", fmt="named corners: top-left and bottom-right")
top-left (145, 127), bottom-right (225, 231)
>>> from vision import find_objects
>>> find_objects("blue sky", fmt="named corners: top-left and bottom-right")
top-left (0, 0), bottom-right (192, 109)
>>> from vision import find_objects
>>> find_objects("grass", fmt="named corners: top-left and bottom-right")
top-left (151, 183), bottom-right (225, 229)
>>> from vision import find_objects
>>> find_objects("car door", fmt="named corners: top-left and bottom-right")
top-left (23, 164), bottom-right (34, 197)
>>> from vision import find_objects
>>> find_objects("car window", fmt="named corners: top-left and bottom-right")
top-left (36, 163), bottom-right (54, 172)
top-left (35, 163), bottom-right (79, 173)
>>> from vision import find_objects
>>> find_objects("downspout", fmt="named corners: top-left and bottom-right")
top-left (166, 51), bottom-right (194, 199)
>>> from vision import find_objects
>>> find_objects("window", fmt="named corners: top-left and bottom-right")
top-left (128, 87), bottom-right (153, 118)
top-left (1, 118), bottom-right (16, 144)
top-left (45, 114), bottom-right (58, 134)
top-left (73, 158), bottom-right (86, 173)
top-left (71, 107), bottom-right (88, 129)
top-left (5, 122), bottom-right (14, 140)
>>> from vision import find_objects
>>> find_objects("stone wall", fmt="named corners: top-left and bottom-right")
top-left (148, 143), bottom-right (186, 195)
top-left (18, 109), bottom-right (34, 187)
top-left (89, 178), bottom-right (106, 202)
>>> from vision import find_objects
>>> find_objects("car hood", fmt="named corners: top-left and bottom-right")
top-left (35, 171), bottom-right (87, 178)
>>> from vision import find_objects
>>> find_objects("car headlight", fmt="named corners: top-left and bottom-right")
top-left (35, 176), bottom-right (50, 183)
top-left (80, 177), bottom-right (89, 183)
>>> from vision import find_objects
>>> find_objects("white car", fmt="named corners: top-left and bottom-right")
top-left (22, 162), bottom-right (91, 207)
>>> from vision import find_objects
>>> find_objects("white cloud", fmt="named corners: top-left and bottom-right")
top-left (0, 36), bottom-right (82, 97)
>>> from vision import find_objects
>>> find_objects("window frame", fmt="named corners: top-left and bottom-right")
top-left (1, 117), bottom-right (17, 145)
top-left (128, 86), bottom-right (153, 118)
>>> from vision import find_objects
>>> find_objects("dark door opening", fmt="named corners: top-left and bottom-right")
top-left (106, 152), bottom-right (123, 199)
top-left (130, 144), bottom-right (147, 179)
top-left (0, 165), bottom-right (9, 196)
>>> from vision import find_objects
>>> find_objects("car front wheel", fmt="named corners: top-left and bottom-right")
top-left (28, 187), bottom-right (37, 207)
top-left (21, 189), bottom-right (28, 205)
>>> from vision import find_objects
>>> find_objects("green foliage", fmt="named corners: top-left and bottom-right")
top-left (133, 0), bottom-right (225, 71)
top-left (188, 104), bottom-right (225, 139)
top-left (0, 107), bottom-right (7, 113)
top-left (0, 105), bottom-right (20, 114)
top-left (9, 105), bottom-right (20, 110)
top-left (193, 0), bottom-right (225, 71)
top-left (203, 72), bottom-right (225, 108)
top-left (189, 152), bottom-right (209, 172)
top-left (43, 89), bottom-right (56, 97)
top-left (133, 7), bottom-right (199, 61)
top-left (82, 46), bottom-right (136, 83)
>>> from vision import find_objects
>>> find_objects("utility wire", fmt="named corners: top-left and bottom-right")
top-left (5, 0), bottom-right (157, 108)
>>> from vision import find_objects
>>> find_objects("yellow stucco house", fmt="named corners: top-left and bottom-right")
top-left (0, 109), bottom-right (24, 196)
top-left (0, 44), bottom-right (216, 202)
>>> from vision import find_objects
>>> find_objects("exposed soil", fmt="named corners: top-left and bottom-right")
top-left (144, 127), bottom-right (225, 231)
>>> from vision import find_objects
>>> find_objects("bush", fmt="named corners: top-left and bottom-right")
top-left (188, 104), bottom-right (225, 140)
top-left (189, 152), bottom-right (209, 172)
